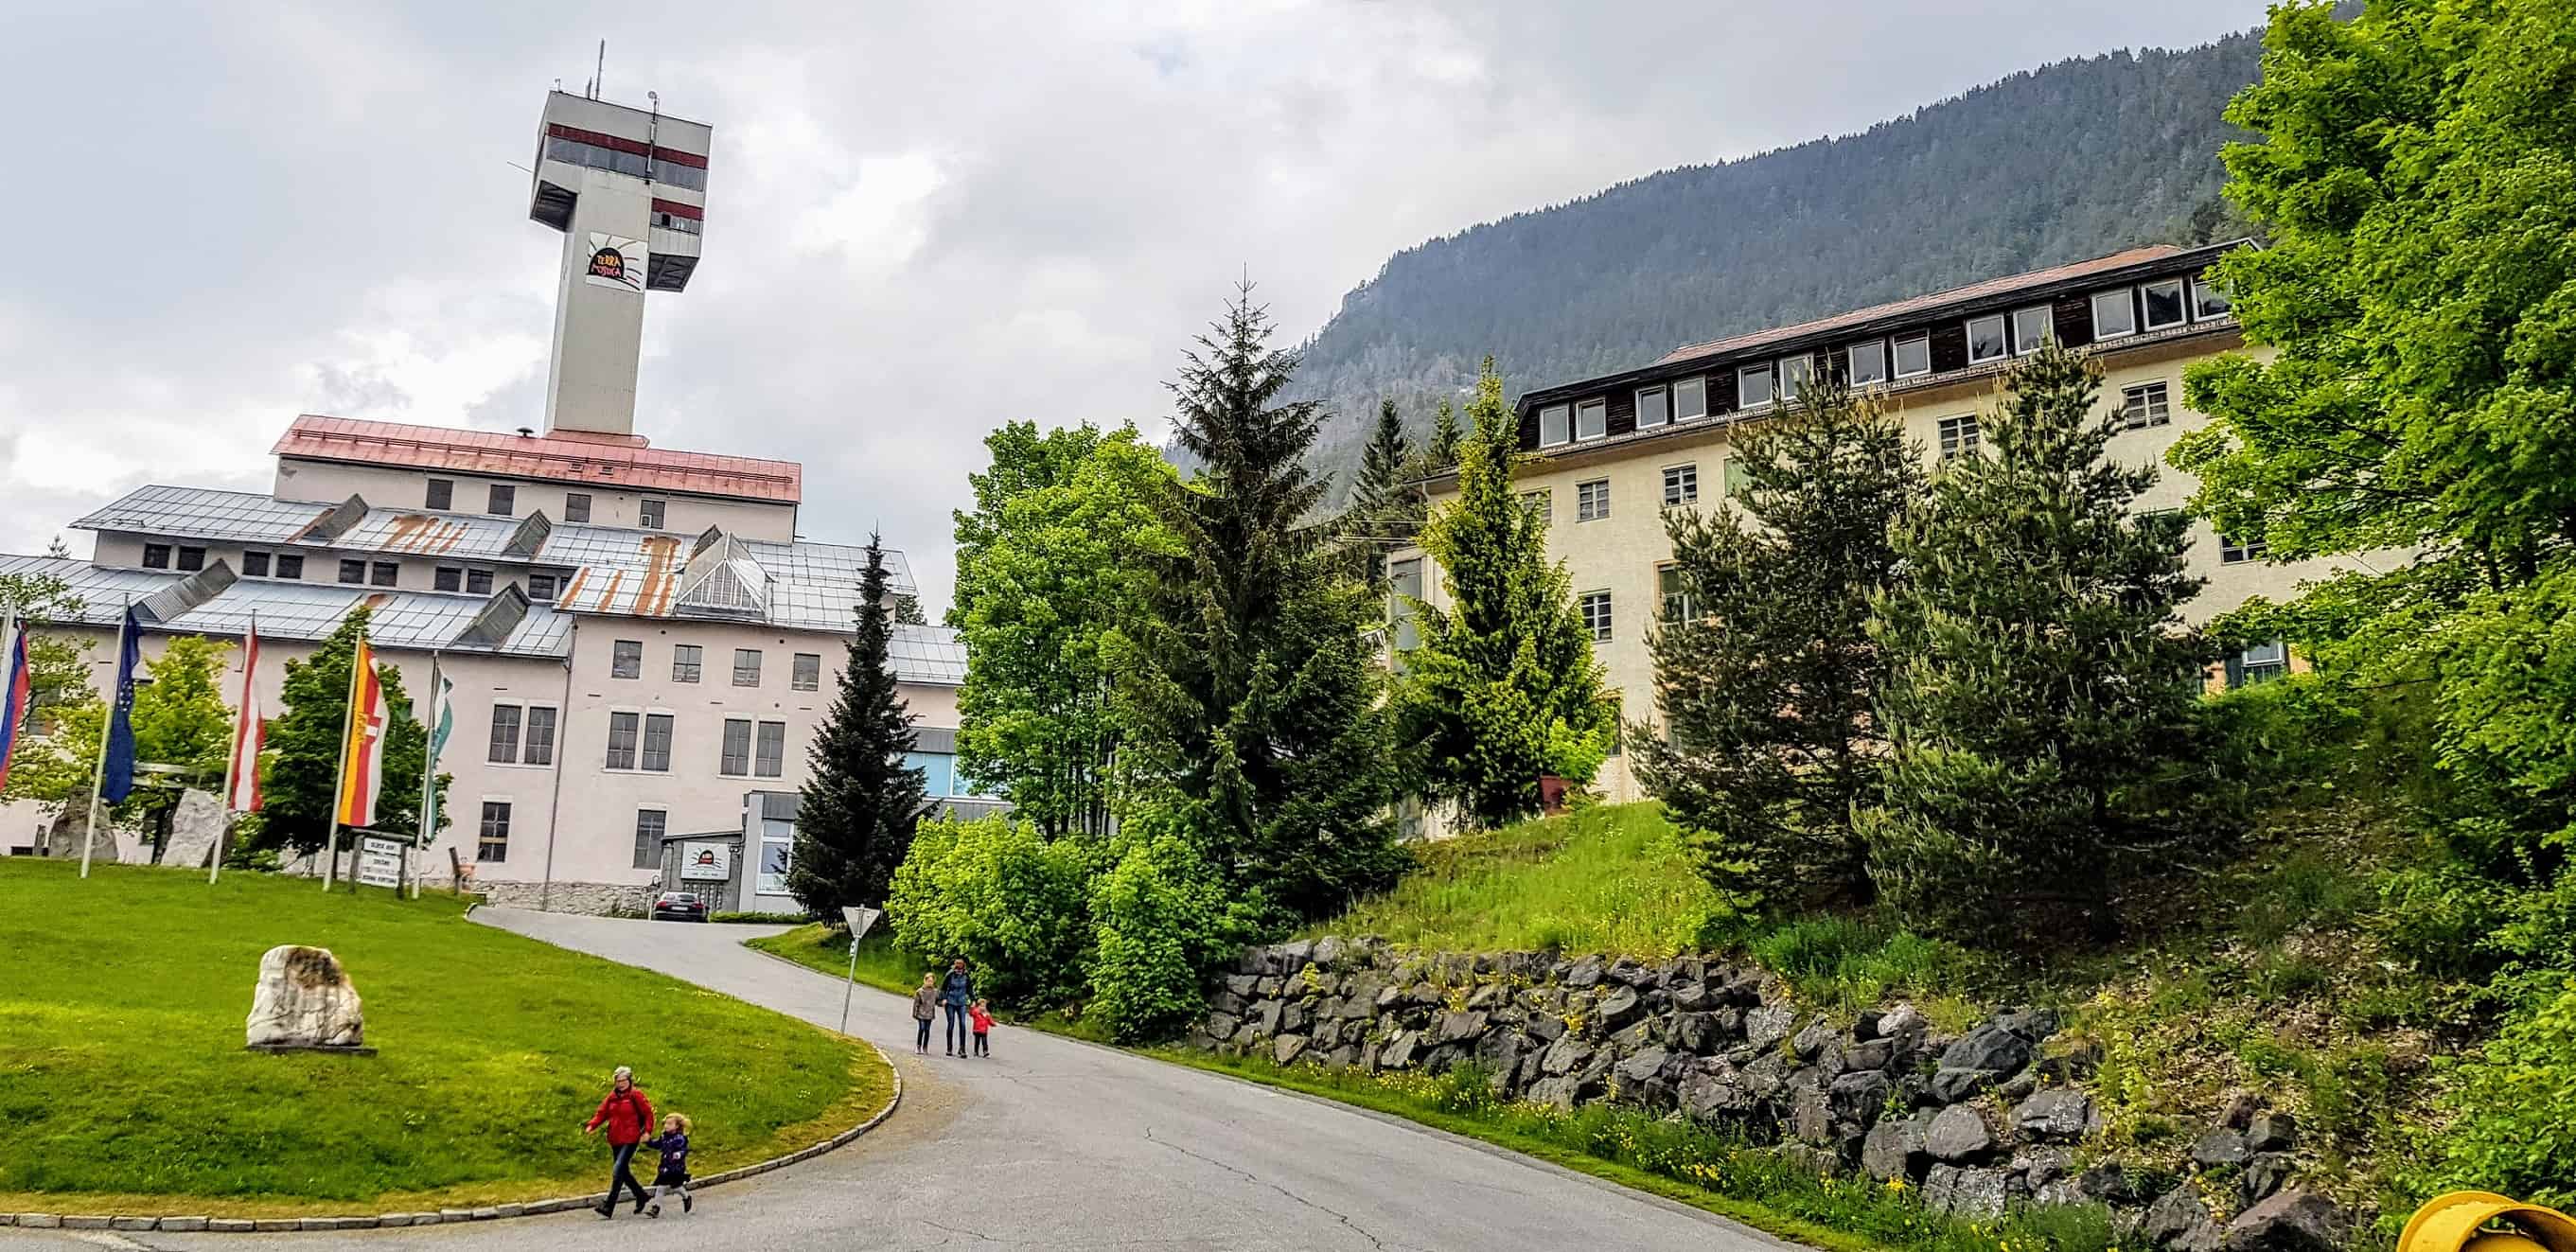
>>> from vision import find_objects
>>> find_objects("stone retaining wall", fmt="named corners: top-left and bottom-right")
top-left (470, 880), bottom-right (658, 916)
top-left (1195, 938), bottom-right (2355, 1252)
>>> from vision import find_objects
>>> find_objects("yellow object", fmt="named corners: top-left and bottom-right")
top-left (2402, 1193), bottom-right (2576, 1252)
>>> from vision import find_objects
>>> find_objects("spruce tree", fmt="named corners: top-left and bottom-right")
top-left (1861, 344), bottom-right (2215, 941)
top-left (788, 534), bottom-right (928, 915)
top-left (1119, 284), bottom-right (1404, 922)
top-left (1636, 379), bottom-right (1920, 913)
top-left (1345, 398), bottom-right (1421, 589)
top-left (1393, 359), bottom-right (1614, 829)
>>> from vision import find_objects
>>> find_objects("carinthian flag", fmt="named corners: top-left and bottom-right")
top-left (337, 638), bottom-right (389, 826)
top-left (226, 624), bottom-right (264, 813)
top-left (0, 625), bottom-right (29, 793)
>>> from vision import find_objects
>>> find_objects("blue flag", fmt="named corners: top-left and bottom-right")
top-left (101, 605), bottom-right (143, 803)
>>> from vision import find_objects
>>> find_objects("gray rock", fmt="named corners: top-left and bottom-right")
top-left (1280, 1000), bottom-right (1312, 1033)
top-left (1313, 1018), bottom-right (1343, 1050)
top-left (1939, 1024), bottom-right (2033, 1076)
top-left (1681, 1068), bottom-right (1756, 1121)
top-left (1930, 1067), bottom-right (1991, 1103)
top-left (1671, 1012), bottom-right (1719, 1053)
top-left (1255, 976), bottom-right (1283, 997)
top-left (1994, 1006), bottom-right (2059, 1042)
top-left (1878, 1002), bottom-right (1928, 1037)
top-left (2218, 1090), bottom-right (2262, 1130)
top-left (1225, 973), bottom-right (1261, 997)
top-left (164, 787), bottom-right (225, 869)
top-left (1539, 1033), bottom-right (1593, 1077)
top-left (1275, 939), bottom-right (1314, 973)
top-left (245, 945), bottom-right (365, 1049)
top-left (2241, 1153), bottom-right (2295, 1205)
top-left (2011, 1146), bottom-right (2073, 1190)
top-left (1615, 1046), bottom-right (1671, 1085)
top-left (1596, 985), bottom-right (1645, 1029)
top-left (1526, 1076), bottom-right (1580, 1110)
top-left (1246, 1000), bottom-right (1284, 1039)
top-left (1792, 1016), bottom-right (1839, 1060)
top-left (1828, 1069), bottom-right (1892, 1126)
top-left (2191, 1128), bottom-right (2253, 1170)
top-left (1925, 1104), bottom-right (1995, 1162)
top-left (1378, 1032), bottom-right (1420, 1070)
top-left (1562, 956), bottom-right (1606, 988)
top-left (1671, 982), bottom-right (1716, 1012)
top-left (1526, 1012), bottom-right (1566, 1043)
top-left (1311, 936), bottom-right (1347, 970)
top-left (1842, 1038), bottom-right (1897, 1072)
top-left (1999, 1068), bottom-right (2040, 1102)
top-left (1434, 1010), bottom-right (1486, 1045)
top-left (1776, 1143), bottom-right (1844, 1179)
top-left (1205, 1011), bottom-right (1241, 1040)
top-left (1321, 1045), bottom-right (1361, 1070)
top-left (1336, 975), bottom-right (1383, 1014)
top-left (2224, 1190), bottom-right (2350, 1252)
top-left (1789, 1077), bottom-right (1836, 1145)
top-left (1466, 982), bottom-right (1504, 1012)
top-left (1940, 1167), bottom-right (2010, 1219)
top-left (1608, 957), bottom-right (1656, 987)
top-left (1861, 1115), bottom-right (1928, 1181)
top-left (2014, 1087), bottom-right (2094, 1140)
top-left (1739, 1049), bottom-right (1792, 1100)
top-left (1608, 1018), bottom-right (1654, 1053)
top-left (1744, 1004), bottom-right (1796, 1051)
top-left (1273, 1034), bottom-right (1309, 1066)
top-left (1374, 981), bottom-right (1406, 1011)
top-left (2142, 1188), bottom-right (2224, 1252)
top-left (2246, 1111), bottom-right (2298, 1154)
top-left (2078, 1162), bottom-right (2140, 1205)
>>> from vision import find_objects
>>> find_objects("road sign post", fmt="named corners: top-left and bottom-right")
top-left (838, 905), bottom-right (882, 1035)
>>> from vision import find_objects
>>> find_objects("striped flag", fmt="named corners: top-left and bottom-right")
top-left (0, 620), bottom-right (28, 794)
top-left (226, 623), bottom-right (264, 813)
top-left (336, 637), bottom-right (389, 827)
top-left (420, 659), bottom-right (452, 836)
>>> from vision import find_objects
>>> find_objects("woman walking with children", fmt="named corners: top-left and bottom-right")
top-left (583, 1065), bottom-right (694, 1219)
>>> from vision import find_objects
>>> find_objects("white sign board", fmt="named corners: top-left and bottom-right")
top-left (841, 906), bottom-right (882, 942)
top-left (355, 837), bottom-right (403, 891)
top-left (679, 841), bottom-right (732, 882)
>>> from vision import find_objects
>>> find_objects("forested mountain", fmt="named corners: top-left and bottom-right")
top-left (1279, 30), bottom-right (2267, 499)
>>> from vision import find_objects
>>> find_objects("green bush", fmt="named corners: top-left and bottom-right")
top-left (888, 814), bottom-right (1100, 1006)
top-left (2413, 979), bottom-right (2576, 1208)
top-left (710, 910), bottom-right (811, 925)
top-left (1087, 831), bottom-right (1254, 1042)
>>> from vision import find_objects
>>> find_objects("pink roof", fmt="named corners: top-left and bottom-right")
top-left (272, 415), bottom-right (803, 504)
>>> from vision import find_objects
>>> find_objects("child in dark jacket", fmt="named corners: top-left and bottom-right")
top-left (641, 1113), bottom-right (693, 1217)
top-left (969, 999), bottom-right (994, 1057)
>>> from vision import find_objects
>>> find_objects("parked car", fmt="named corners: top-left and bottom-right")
top-left (651, 891), bottom-right (709, 922)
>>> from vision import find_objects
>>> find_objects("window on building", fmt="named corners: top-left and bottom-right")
top-left (369, 561), bottom-right (398, 588)
top-left (1967, 314), bottom-right (2009, 363)
top-left (2011, 306), bottom-right (2053, 355)
top-left (641, 713), bottom-right (673, 772)
top-left (177, 546), bottom-right (205, 573)
top-left (527, 573), bottom-right (556, 601)
top-left (427, 479), bottom-right (453, 510)
top-left (1388, 558), bottom-right (1422, 654)
top-left (487, 705), bottom-right (522, 764)
top-left (1579, 591), bottom-right (1612, 644)
top-left (2120, 381), bottom-right (2173, 429)
top-left (639, 498), bottom-right (666, 529)
top-left (2192, 276), bottom-right (2232, 322)
top-left (1672, 377), bottom-right (1707, 421)
top-left (755, 720), bottom-right (786, 778)
top-left (605, 712), bottom-right (641, 770)
top-left (487, 484), bottom-right (516, 516)
top-left (2220, 533), bottom-right (2268, 564)
top-left (633, 809), bottom-right (666, 870)
top-left (2231, 639), bottom-right (2289, 688)
top-left (1722, 455), bottom-right (1754, 501)
top-left (1894, 332), bottom-right (1932, 379)
top-left (1635, 386), bottom-right (1669, 430)
top-left (2091, 289), bottom-right (2137, 339)
top-left (477, 801), bottom-right (510, 862)
top-left (721, 718), bottom-right (753, 775)
top-left (143, 543), bottom-right (171, 569)
top-left (274, 553), bottom-right (304, 579)
top-left (1939, 414), bottom-right (1982, 461)
top-left (1576, 479), bottom-right (1611, 522)
top-left (611, 640), bottom-right (642, 679)
top-left (1575, 398), bottom-right (1607, 441)
top-left (564, 492), bottom-right (591, 523)
top-left (1662, 464), bottom-right (1698, 507)
top-left (757, 817), bottom-right (793, 896)
top-left (467, 569), bottom-right (494, 595)
top-left (1778, 354), bottom-right (1815, 402)
top-left (2143, 278), bottom-right (2188, 330)
top-left (434, 567), bottom-right (463, 592)
top-left (1521, 488), bottom-right (1551, 528)
top-left (524, 706), bottom-right (556, 766)
top-left (339, 559), bottom-right (365, 585)
top-left (1660, 565), bottom-right (1698, 623)
top-left (792, 652), bottom-right (821, 692)
top-left (243, 551), bottom-right (271, 577)
top-left (1847, 340), bottom-right (1888, 386)
top-left (1739, 362), bottom-right (1775, 408)
top-left (1539, 404), bottom-right (1571, 448)
top-left (672, 644), bottom-right (702, 683)
top-left (732, 648), bottom-right (763, 687)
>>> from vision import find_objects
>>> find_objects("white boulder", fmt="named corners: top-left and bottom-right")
top-left (245, 944), bottom-right (365, 1049)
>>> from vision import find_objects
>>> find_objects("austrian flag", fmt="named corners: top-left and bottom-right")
top-left (337, 638), bottom-right (389, 827)
top-left (226, 624), bottom-right (265, 813)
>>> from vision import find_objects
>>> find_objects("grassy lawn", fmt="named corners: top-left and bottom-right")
top-left (0, 858), bottom-right (892, 1216)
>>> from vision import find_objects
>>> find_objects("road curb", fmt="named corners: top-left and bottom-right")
top-left (0, 1038), bottom-right (902, 1235)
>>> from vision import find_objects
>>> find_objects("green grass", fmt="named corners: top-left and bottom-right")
top-left (1310, 803), bottom-right (1718, 958)
top-left (743, 924), bottom-right (1117, 1042)
top-left (1159, 1049), bottom-right (2118, 1252)
top-left (0, 859), bottom-right (892, 1215)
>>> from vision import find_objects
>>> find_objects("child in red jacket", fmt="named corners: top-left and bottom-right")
top-left (970, 999), bottom-right (995, 1057)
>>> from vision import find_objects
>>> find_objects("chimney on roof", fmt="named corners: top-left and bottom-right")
top-left (516, 426), bottom-right (535, 437)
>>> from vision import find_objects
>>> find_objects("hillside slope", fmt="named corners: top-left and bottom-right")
top-left (1283, 33), bottom-right (2264, 496)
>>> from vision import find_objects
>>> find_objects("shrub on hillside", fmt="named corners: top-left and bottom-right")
top-left (1087, 830), bottom-right (1256, 1043)
top-left (888, 814), bottom-right (1099, 1006)
top-left (2414, 979), bottom-right (2576, 1209)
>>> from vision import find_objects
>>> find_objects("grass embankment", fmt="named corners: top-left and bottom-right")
top-left (745, 923), bottom-right (1110, 1041)
top-left (0, 859), bottom-right (892, 1216)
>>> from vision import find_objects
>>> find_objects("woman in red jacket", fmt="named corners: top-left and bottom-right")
top-left (582, 1066), bottom-right (657, 1218)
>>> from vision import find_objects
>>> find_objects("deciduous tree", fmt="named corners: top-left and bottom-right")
top-left (256, 609), bottom-right (441, 855)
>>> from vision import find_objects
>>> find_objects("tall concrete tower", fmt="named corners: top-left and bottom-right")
top-left (527, 92), bottom-right (711, 438)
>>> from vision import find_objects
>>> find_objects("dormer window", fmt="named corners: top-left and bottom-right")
top-left (1575, 398), bottom-right (1607, 441)
top-left (1539, 403), bottom-right (1572, 448)
top-left (2011, 306), bottom-right (2053, 355)
top-left (2091, 289), bottom-right (2137, 340)
top-left (1738, 362), bottom-right (1775, 409)
top-left (1967, 314), bottom-right (2009, 363)
top-left (1672, 377), bottom-right (1707, 421)
top-left (1893, 332), bottom-right (1932, 379)
top-left (2143, 279), bottom-right (2188, 330)
top-left (1635, 386), bottom-right (1669, 430)
top-left (1847, 340), bottom-right (1888, 386)
top-left (1779, 354), bottom-right (1815, 402)
top-left (2192, 276), bottom-right (2232, 321)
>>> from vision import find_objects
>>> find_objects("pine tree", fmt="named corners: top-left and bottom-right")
top-left (1861, 344), bottom-right (2216, 941)
top-left (1118, 284), bottom-right (1405, 922)
top-left (257, 608), bottom-right (440, 855)
top-left (1636, 379), bottom-right (1920, 913)
top-left (789, 534), bottom-right (928, 915)
top-left (1344, 398), bottom-right (1421, 589)
top-left (1393, 359), bottom-right (1615, 829)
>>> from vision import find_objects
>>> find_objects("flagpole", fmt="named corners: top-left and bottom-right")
top-left (212, 611), bottom-right (255, 887)
top-left (415, 651), bottom-right (443, 901)
top-left (323, 631), bottom-right (362, 892)
top-left (80, 597), bottom-right (132, 881)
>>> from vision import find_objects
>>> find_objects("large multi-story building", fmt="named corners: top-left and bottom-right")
top-left (1395, 240), bottom-right (2354, 806)
top-left (0, 89), bottom-right (997, 910)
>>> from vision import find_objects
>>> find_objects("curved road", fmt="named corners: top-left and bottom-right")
top-left (5, 909), bottom-right (1789, 1251)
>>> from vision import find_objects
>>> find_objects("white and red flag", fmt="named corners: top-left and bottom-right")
top-left (226, 623), bottom-right (265, 813)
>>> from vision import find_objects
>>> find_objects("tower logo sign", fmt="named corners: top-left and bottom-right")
top-left (583, 232), bottom-right (648, 293)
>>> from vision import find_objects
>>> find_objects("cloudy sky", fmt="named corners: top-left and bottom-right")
top-left (1, 1), bottom-right (2264, 613)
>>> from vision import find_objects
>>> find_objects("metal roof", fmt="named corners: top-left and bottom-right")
top-left (889, 625), bottom-right (965, 686)
top-left (273, 415), bottom-right (803, 503)
top-left (70, 485), bottom-right (330, 546)
top-left (0, 555), bottom-right (571, 658)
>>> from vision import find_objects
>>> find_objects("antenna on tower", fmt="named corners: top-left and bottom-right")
top-left (592, 41), bottom-right (606, 99)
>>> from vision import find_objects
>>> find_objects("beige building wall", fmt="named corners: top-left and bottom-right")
top-left (273, 457), bottom-right (797, 541)
top-left (1404, 336), bottom-right (2367, 807)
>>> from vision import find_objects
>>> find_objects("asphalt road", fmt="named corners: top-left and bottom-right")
top-left (5, 909), bottom-right (1791, 1251)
